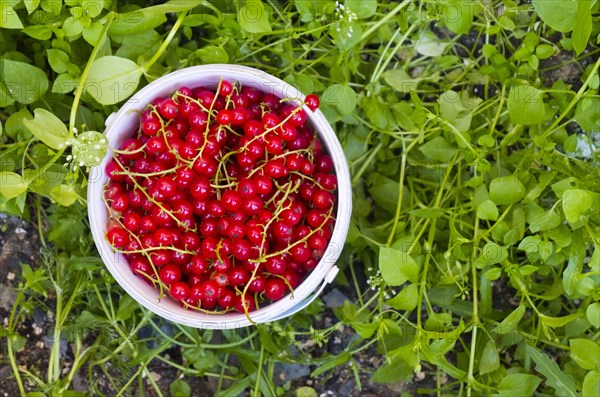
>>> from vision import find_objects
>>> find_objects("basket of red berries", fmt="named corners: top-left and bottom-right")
top-left (88, 65), bottom-right (351, 328)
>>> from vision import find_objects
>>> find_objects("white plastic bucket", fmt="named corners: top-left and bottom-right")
top-left (87, 65), bottom-right (352, 329)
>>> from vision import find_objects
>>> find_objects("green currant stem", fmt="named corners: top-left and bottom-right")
top-left (70, 12), bottom-right (115, 134)
top-left (141, 11), bottom-right (187, 73)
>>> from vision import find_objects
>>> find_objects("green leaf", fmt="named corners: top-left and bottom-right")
top-left (441, 0), bottom-right (474, 34)
top-left (539, 312), bottom-right (581, 328)
top-left (583, 370), bottom-right (600, 397)
top-left (169, 379), bottom-right (191, 397)
top-left (489, 175), bottom-right (526, 205)
top-left (379, 247), bottom-right (420, 286)
top-left (483, 267), bottom-right (502, 281)
top-left (24, 0), bottom-right (41, 14)
top-left (0, 4), bottom-right (23, 29)
top-left (479, 340), bottom-right (500, 375)
top-left (419, 136), bottom-right (458, 163)
top-left (569, 339), bottom-right (600, 370)
top-left (5, 107), bottom-right (33, 139)
top-left (85, 56), bottom-right (142, 105)
top-left (383, 69), bottom-right (422, 93)
top-left (345, 0), bottom-right (377, 19)
top-left (22, 25), bottom-right (52, 40)
top-left (115, 30), bottom-right (161, 61)
top-left (47, 49), bottom-right (70, 74)
top-left (526, 344), bottom-right (578, 397)
top-left (115, 295), bottom-right (138, 322)
top-left (562, 189), bottom-right (593, 224)
top-left (439, 90), bottom-right (479, 133)
top-left (330, 20), bottom-right (362, 52)
top-left (0, 172), bottom-right (28, 199)
top-left (196, 45), bottom-right (229, 64)
top-left (52, 73), bottom-right (79, 94)
top-left (496, 373), bottom-right (542, 396)
top-left (295, 386), bottom-right (318, 397)
top-left (323, 83), bottom-right (357, 116)
top-left (238, 0), bottom-right (272, 34)
top-left (81, 0), bottom-right (104, 18)
top-left (538, 241), bottom-right (553, 261)
top-left (586, 302), bottom-right (600, 328)
top-left (311, 352), bottom-right (350, 377)
top-left (214, 378), bottom-right (252, 397)
top-left (182, 347), bottom-right (218, 374)
top-left (371, 355), bottom-right (413, 383)
top-left (495, 305), bottom-right (526, 334)
top-left (110, 0), bottom-right (204, 35)
top-left (532, 0), bottom-right (577, 32)
top-left (386, 284), bottom-right (418, 311)
top-left (477, 199), bottom-right (499, 220)
top-left (415, 31), bottom-right (448, 57)
top-left (507, 85), bottom-right (545, 125)
top-left (0, 60), bottom-right (49, 104)
top-left (23, 109), bottom-right (71, 150)
top-left (480, 242), bottom-right (508, 265)
top-left (350, 321), bottom-right (379, 339)
top-left (50, 185), bottom-right (79, 206)
top-left (529, 210), bottom-right (562, 233)
top-left (110, 12), bottom-right (165, 36)
top-left (575, 97), bottom-right (600, 132)
top-left (536, 44), bottom-right (555, 59)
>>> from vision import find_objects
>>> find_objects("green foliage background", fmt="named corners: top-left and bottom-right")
top-left (1, 0), bottom-right (599, 396)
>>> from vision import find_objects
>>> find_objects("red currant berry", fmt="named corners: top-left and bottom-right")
top-left (189, 255), bottom-right (208, 275)
top-left (169, 282), bottom-right (190, 301)
top-left (264, 278), bottom-right (286, 301)
top-left (248, 275), bottom-right (267, 293)
top-left (122, 211), bottom-right (141, 232)
top-left (228, 266), bottom-right (249, 286)
top-left (159, 264), bottom-right (181, 284)
top-left (219, 80), bottom-right (233, 96)
top-left (111, 193), bottom-right (129, 212)
top-left (158, 98), bottom-right (179, 119)
top-left (216, 109), bottom-right (233, 125)
top-left (107, 226), bottom-right (129, 248)
top-left (234, 294), bottom-right (255, 313)
top-left (305, 94), bottom-right (320, 111)
top-left (232, 238), bottom-right (252, 261)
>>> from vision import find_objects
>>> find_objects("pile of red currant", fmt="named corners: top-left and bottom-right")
top-left (103, 80), bottom-right (336, 315)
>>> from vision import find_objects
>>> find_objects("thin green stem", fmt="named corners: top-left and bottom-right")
top-left (542, 56), bottom-right (600, 137)
top-left (253, 346), bottom-right (265, 397)
top-left (466, 219), bottom-right (480, 397)
top-left (142, 11), bottom-right (187, 73)
top-left (360, 2), bottom-right (409, 42)
top-left (70, 13), bottom-right (115, 133)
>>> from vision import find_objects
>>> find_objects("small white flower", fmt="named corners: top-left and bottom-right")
top-left (66, 155), bottom-right (73, 161)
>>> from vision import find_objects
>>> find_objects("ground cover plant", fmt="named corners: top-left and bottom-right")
top-left (1, 0), bottom-right (599, 396)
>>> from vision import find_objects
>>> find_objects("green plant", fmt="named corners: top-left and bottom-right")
top-left (1, 1), bottom-right (599, 396)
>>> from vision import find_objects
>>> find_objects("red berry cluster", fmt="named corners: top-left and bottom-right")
top-left (103, 80), bottom-right (336, 316)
